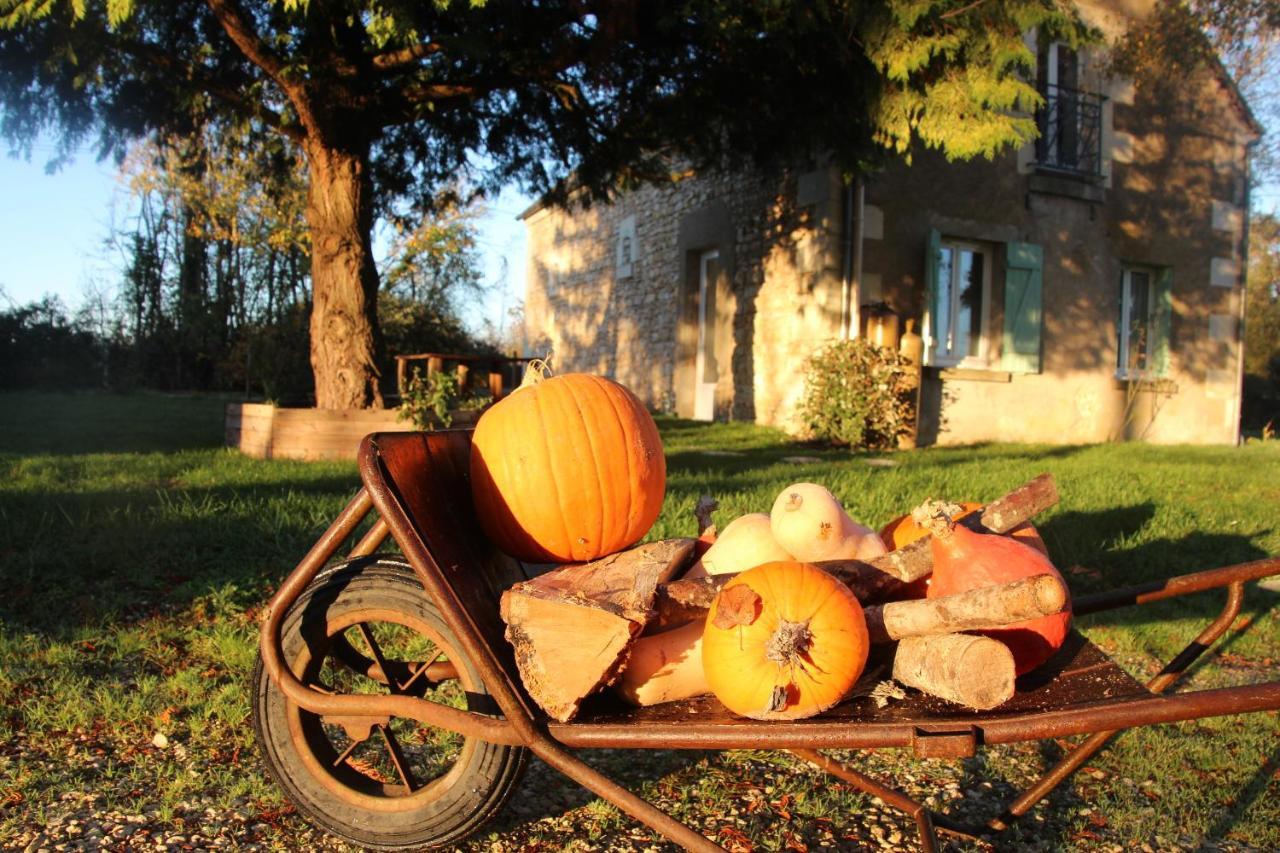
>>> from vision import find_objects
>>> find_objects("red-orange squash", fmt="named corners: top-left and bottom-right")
top-left (922, 507), bottom-right (1070, 676)
top-left (470, 371), bottom-right (666, 563)
top-left (880, 501), bottom-right (1048, 555)
top-left (880, 501), bottom-right (1048, 600)
top-left (702, 562), bottom-right (869, 720)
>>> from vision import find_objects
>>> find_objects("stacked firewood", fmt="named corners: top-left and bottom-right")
top-left (501, 475), bottom-right (1067, 723)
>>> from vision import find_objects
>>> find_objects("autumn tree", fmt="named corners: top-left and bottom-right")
top-left (0, 0), bottom-right (1088, 408)
top-left (1246, 213), bottom-right (1280, 379)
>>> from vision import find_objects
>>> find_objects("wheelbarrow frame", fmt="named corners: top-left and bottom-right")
top-left (257, 429), bottom-right (1280, 852)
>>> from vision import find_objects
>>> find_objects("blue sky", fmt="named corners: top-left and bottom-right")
top-left (0, 146), bottom-right (530, 338)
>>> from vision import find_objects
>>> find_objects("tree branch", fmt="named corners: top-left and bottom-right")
top-left (119, 38), bottom-right (303, 142)
top-left (205, 0), bottom-right (320, 136)
top-left (403, 82), bottom-right (481, 101)
top-left (371, 41), bottom-right (442, 72)
top-left (204, 0), bottom-right (287, 82)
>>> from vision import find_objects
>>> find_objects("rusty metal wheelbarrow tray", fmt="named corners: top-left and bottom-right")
top-left (255, 429), bottom-right (1280, 852)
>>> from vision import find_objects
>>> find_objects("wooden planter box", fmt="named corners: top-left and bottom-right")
top-left (225, 403), bottom-right (480, 461)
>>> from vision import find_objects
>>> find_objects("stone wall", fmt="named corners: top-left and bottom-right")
top-left (862, 0), bottom-right (1253, 445)
top-left (523, 164), bottom-right (846, 427)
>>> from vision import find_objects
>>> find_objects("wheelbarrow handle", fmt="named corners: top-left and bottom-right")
top-left (1072, 557), bottom-right (1280, 616)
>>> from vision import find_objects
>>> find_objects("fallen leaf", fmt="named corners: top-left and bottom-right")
top-left (718, 825), bottom-right (755, 852)
top-left (714, 584), bottom-right (763, 629)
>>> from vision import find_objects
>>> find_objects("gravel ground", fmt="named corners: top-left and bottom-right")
top-left (5, 740), bottom-right (1273, 853)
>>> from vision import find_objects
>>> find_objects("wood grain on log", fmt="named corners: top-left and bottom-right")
top-left (893, 634), bottom-right (1016, 710)
top-left (500, 538), bottom-right (696, 722)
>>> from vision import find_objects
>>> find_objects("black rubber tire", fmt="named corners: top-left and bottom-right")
top-left (251, 557), bottom-right (527, 850)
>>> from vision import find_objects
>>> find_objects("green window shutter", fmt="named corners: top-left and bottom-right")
top-left (1151, 267), bottom-right (1173, 376)
top-left (923, 228), bottom-right (941, 361)
top-left (1002, 241), bottom-right (1044, 373)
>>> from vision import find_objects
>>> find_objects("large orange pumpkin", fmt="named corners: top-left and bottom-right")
top-left (470, 370), bottom-right (666, 563)
top-left (702, 562), bottom-right (869, 720)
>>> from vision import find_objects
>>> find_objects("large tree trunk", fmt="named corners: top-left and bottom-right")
top-left (305, 140), bottom-right (383, 409)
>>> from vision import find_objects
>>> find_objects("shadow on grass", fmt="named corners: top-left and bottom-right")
top-left (1203, 739), bottom-right (1280, 845)
top-left (0, 475), bottom-right (365, 636)
top-left (0, 391), bottom-right (232, 455)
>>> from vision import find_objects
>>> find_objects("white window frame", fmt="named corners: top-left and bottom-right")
top-left (929, 239), bottom-right (993, 368)
top-left (1117, 264), bottom-right (1157, 380)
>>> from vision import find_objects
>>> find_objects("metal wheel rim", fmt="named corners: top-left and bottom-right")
top-left (283, 606), bottom-right (481, 813)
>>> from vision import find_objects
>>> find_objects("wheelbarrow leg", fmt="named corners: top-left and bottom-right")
top-left (529, 739), bottom-right (724, 853)
top-left (790, 748), bottom-right (942, 853)
top-left (990, 581), bottom-right (1246, 831)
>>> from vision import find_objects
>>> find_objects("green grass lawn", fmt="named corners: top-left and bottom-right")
top-left (1, 391), bottom-right (1277, 851)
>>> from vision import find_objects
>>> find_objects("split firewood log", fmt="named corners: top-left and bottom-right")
top-left (500, 538), bottom-right (696, 722)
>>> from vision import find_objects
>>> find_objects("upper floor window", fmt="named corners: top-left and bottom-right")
top-left (1036, 41), bottom-right (1105, 179)
top-left (615, 215), bottom-right (638, 279)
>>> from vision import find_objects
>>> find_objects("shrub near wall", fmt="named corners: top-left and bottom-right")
top-left (797, 339), bottom-right (916, 449)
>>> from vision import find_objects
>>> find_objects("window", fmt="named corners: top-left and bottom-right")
top-left (615, 215), bottom-right (637, 279)
top-left (926, 239), bottom-right (991, 366)
top-left (924, 232), bottom-right (1044, 373)
top-left (1118, 265), bottom-right (1172, 378)
top-left (1035, 40), bottom-right (1105, 178)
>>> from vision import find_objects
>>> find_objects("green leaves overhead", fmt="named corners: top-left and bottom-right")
top-left (1, 0), bottom-right (1094, 195)
top-left (105, 0), bottom-right (132, 27)
top-left (869, 0), bottom-right (1087, 161)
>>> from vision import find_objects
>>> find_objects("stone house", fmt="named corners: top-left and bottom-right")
top-left (519, 0), bottom-right (1261, 445)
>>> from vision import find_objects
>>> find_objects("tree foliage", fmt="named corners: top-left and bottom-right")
top-left (1246, 212), bottom-right (1280, 380)
top-left (1, 1), bottom-right (1091, 196)
top-left (1, 0), bottom-right (1093, 406)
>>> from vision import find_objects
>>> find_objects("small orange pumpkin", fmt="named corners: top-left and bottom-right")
top-left (470, 367), bottom-right (666, 563)
top-left (702, 562), bottom-right (869, 720)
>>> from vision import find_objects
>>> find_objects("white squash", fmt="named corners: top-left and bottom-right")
top-left (684, 512), bottom-right (794, 579)
top-left (769, 482), bottom-right (886, 562)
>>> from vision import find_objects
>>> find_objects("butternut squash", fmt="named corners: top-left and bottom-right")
top-left (684, 512), bottom-right (794, 579)
top-left (769, 483), bottom-right (886, 563)
top-left (615, 620), bottom-right (709, 706)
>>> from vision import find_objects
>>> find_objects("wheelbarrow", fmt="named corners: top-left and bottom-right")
top-left (251, 429), bottom-right (1280, 851)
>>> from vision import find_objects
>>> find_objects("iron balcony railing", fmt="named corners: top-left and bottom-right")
top-left (1035, 84), bottom-right (1106, 179)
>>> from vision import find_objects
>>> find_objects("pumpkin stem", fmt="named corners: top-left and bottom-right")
top-left (766, 618), bottom-right (813, 666)
top-left (910, 499), bottom-right (964, 540)
top-left (518, 356), bottom-right (555, 391)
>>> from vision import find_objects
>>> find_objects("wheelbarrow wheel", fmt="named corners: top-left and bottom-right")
top-left (251, 557), bottom-right (527, 850)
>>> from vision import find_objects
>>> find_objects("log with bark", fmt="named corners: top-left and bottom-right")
top-left (891, 634), bottom-right (1017, 710)
top-left (500, 538), bottom-right (696, 721)
top-left (864, 573), bottom-right (1068, 644)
